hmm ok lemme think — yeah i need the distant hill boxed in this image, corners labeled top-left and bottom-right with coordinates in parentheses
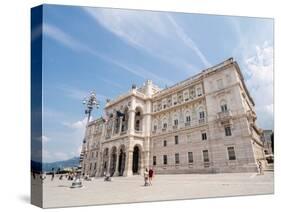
top-left (31, 157), bottom-right (80, 172)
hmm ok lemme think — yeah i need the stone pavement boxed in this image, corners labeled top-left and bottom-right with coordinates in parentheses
top-left (39, 172), bottom-right (274, 208)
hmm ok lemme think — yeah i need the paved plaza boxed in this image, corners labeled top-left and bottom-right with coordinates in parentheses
top-left (35, 172), bottom-right (273, 208)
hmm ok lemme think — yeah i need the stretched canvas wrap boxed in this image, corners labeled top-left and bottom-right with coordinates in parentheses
top-left (31, 4), bottom-right (274, 208)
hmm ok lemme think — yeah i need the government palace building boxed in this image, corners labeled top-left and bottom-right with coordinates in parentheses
top-left (80, 58), bottom-right (265, 177)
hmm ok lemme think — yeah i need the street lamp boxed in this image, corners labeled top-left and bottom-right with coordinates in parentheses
top-left (71, 91), bottom-right (99, 188)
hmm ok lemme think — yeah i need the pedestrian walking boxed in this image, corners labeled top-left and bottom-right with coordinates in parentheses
top-left (257, 160), bottom-right (264, 175)
top-left (148, 168), bottom-right (154, 186)
top-left (51, 168), bottom-right (55, 181)
top-left (144, 168), bottom-right (149, 186)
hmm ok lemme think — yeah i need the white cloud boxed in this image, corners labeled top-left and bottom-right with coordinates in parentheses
top-left (83, 8), bottom-right (209, 71)
top-left (59, 85), bottom-right (88, 101)
top-left (166, 14), bottom-right (211, 67)
top-left (244, 41), bottom-right (273, 129)
top-left (44, 22), bottom-right (172, 86)
top-left (63, 117), bottom-right (90, 130)
top-left (43, 23), bottom-right (86, 52)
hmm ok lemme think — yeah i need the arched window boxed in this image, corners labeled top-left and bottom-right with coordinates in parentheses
top-left (162, 117), bottom-right (168, 129)
top-left (220, 100), bottom-right (228, 112)
top-left (198, 106), bottom-right (205, 124)
top-left (135, 107), bottom-right (143, 131)
top-left (185, 111), bottom-right (191, 126)
top-left (153, 120), bottom-right (157, 132)
top-left (173, 113), bottom-right (179, 126)
top-left (184, 90), bottom-right (189, 101)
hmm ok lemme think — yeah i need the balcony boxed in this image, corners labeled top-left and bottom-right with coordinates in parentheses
top-left (135, 130), bottom-right (143, 135)
top-left (185, 122), bottom-right (191, 127)
top-left (218, 110), bottom-right (232, 121)
top-left (162, 128), bottom-right (167, 132)
top-left (173, 125), bottom-right (178, 130)
top-left (198, 118), bottom-right (205, 124)
top-left (120, 130), bottom-right (127, 135)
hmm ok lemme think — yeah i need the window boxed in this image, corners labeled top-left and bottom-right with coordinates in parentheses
top-left (178, 95), bottom-right (183, 103)
top-left (163, 155), bottom-right (168, 165)
top-left (184, 91), bottom-right (189, 101)
top-left (186, 116), bottom-right (191, 123)
top-left (91, 151), bottom-right (94, 158)
top-left (94, 163), bottom-right (96, 170)
top-left (188, 152), bottom-right (193, 163)
top-left (153, 156), bottom-right (157, 166)
top-left (162, 99), bottom-right (167, 109)
top-left (199, 111), bottom-right (205, 119)
top-left (158, 103), bottom-right (162, 111)
top-left (163, 118), bottom-right (167, 129)
top-left (96, 152), bottom-right (98, 158)
top-left (175, 153), bottom-right (180, 164)
top-left (174, 119), bottom-right (178, 126)
top-left (220, 100), bottom-right (228, 112)
top-left (221, 104), bottom-right (228, 112)
top-left (163, 140), bottom-right (167, 147)
top-left (202, 132), bottom-right (207, 140)
top-left (225, 126), bottom-right (232, 136)
top-left (203, 150), bottom-right (209, 162)
top-left (153, 125), bottom-right (157, 131)
top-left (197, 87), bottom-right (202, 96)
top-left (89, 163), bottom-right (92, 171)
top-left (153, 104), bottom-right (157, 112)
top-left (227, 147), bottom-right (236, 160)
top-left (175, 135), bottom-right (179, 144)
top-left (173, 95), bottom-right (177, 105)
top-left (190, 89), bottom-right (195, 98)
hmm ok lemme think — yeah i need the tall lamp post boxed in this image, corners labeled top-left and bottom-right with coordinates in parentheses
top-left (71, 91), bottom-right (99, 188)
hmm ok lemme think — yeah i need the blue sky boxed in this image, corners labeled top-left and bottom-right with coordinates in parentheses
top-left (37, 4), bottom-right (273, 162)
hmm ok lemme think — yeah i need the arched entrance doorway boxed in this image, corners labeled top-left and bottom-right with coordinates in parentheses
top-left (102, 148), bottom-right (109, 175)
top-left (118, 146), bottom-right (126, 176)
top-left (109, 147), bottom-right (117, 176)
top-left (132, 146), bottom-right (140, 174)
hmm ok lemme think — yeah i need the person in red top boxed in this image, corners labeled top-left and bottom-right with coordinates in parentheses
top-left (148, 168), bottom-right (154, 186)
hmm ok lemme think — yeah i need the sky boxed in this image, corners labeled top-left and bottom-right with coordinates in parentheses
top-left (36, 4), bottom-right (273, 163)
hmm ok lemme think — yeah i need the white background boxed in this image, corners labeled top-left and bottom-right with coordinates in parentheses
top-left (0, 0), bottom-right (279, 211)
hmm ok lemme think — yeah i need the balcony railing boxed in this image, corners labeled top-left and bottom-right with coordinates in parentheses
top-left (120, 130), bottom-right (127, 135)
top-left (185, 122), bottom-right (191, 127)
top-left (173, 125), bottom-right (178, 130)
top-left (218, 110), bottom-right (232, 120)
top-left (198, 118), bottom-right (205, 124)
top-left (135, 130), bottom-right (143, 134)
top-left (162, 128), bottom-right (167, 132)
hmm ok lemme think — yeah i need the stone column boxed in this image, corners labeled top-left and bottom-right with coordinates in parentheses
top-left (143, 149), bottom-right (150, 170)
top-left (124, 150), bottom-right (133, 176)
top-left (128, 110), bottom-right (135, 135)
top-left (128, 96), bottom-right (136, 135)
top-left (114, 151), bottom-right (120, 176)
top-left (106, 153), bottom-right (111, 175)
top-left (119, 117), bottom-right (123, 134)
top-left (111, 119), bottom-right (115, 136)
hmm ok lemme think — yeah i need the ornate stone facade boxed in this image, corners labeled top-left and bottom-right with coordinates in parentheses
top-left (80, 58), bottom-right (265, 177)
